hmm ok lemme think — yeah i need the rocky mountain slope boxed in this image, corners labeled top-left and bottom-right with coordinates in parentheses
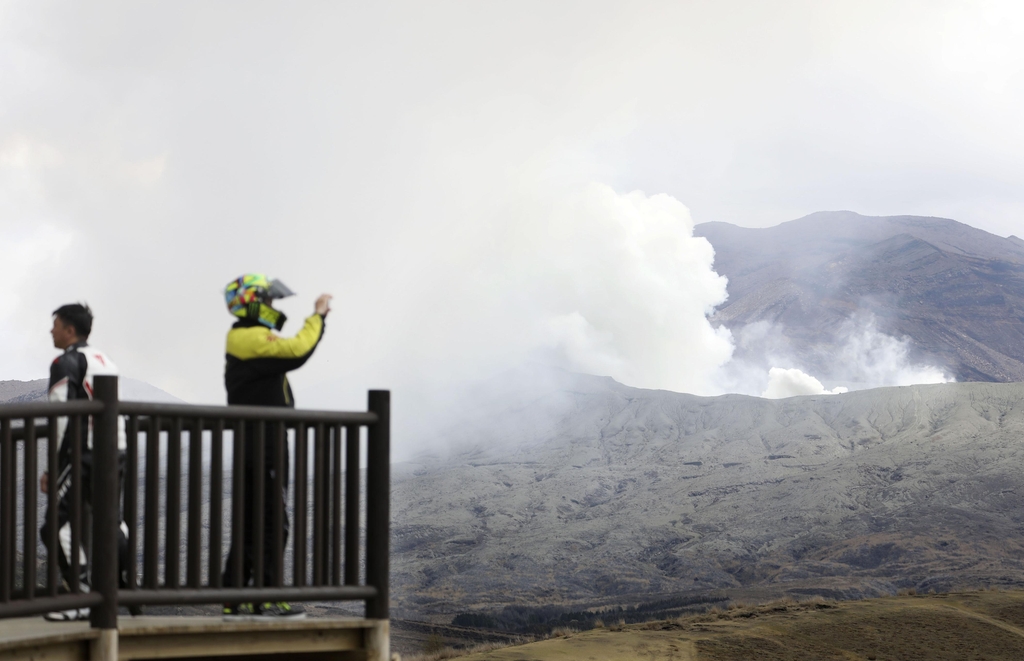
top-left (392, 371), bottom-right (1024, 619)
top-left (693, 211), bottom-right (1024, 382)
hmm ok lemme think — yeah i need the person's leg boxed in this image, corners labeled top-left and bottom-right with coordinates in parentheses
top-left (223, 514), bottom-right (256, 588)
top-left (116, 451), bottom-right (128, 583)
top-left (283, 440), bottom-right (290, 564)
top-left (257, 426), bottom-right (303, 618)
top-left (223, 429), bottom-right (258, 585)
top-left (39, 474), bottom-right (76, 589)
top-left (40, 454), bottom-right (91, 621)
top-left (261, 427), bottom-right (290, 588)
top-left (223, 427), bottom-right (258, 617)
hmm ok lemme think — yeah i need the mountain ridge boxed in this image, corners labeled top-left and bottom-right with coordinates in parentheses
top-left (0, 378), bottom-right (184, 404)
top-left (693, 211), bottom-right (1024, 382)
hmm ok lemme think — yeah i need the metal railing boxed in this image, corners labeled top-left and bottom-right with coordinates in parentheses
top-left (0, 376), bottom-right (390, 629)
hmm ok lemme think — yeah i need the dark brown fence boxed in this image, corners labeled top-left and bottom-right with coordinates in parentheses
top-left (0, 375), bottom-right (390, 629)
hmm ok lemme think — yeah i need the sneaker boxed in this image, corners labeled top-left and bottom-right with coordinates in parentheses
top-left (223, 603), bottom-right (260, 620)
top-left (258, 602), bottom-right (306, 619)
top-left (44, 607), bottom-right (90, 622)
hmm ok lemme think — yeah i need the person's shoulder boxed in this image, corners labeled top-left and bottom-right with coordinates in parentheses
top-left (50, 351), bottom-right (69, 372)
top-left (228, 324), bottom-right (272, 338)
top-left (50, 346), bottom-right (86, 379)
top-left (227, 324), bottom-right (276, 358)
top-left (80, 345), bottom-right (119, 375)
top-left (51, 345), bottom-right (81, 364)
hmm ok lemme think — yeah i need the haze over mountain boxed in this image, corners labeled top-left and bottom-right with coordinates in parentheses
top-left (383, 213), bottom-right (1024, 620)
top-left (5, 212), bottom-right (1023, 628)
top-left (694, 212), bottom-right (1024, 385)
top-left (391, 370), bottom-right (1024, 620)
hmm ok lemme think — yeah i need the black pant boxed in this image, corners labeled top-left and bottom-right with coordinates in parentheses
top-left (222, 423), bottom-right (290, 591)
top-left (41, 450), bottom-right (129, 592)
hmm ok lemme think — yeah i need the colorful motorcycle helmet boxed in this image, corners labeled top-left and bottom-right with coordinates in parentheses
top-left (224, 274), bottom-right (296, 331)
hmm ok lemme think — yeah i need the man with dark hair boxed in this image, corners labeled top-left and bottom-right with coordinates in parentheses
top-left (40, 303), bottom-right (132, 621)
top-left (221, 274), bottom-right (331, 619)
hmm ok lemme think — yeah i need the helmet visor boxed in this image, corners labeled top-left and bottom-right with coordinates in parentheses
top-left (267, 279), bottom-right (296, 300)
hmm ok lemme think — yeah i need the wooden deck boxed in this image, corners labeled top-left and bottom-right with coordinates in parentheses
top-left (0, 615), bottom-right (389, 661)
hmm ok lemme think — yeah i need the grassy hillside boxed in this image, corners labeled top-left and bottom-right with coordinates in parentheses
top-left (418, 589), bottom-right (1024, 660)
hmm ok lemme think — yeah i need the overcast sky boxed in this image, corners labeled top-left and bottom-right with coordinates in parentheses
top-left (2, 2), bottom-right (1024, 425)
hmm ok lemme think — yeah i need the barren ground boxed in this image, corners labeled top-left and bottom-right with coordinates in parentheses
top-left (443, 590), bottom-right (1024, 661)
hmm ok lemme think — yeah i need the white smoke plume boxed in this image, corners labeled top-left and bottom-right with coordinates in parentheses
top-left (353, 182), bottom-right (742, 456)
top-left (832, 316), bottom-right (952, 388)
top-left (385, 183), bottom-right (951, 426)
top-left (384, 183), bottom-right (736, 436)
top-left (762, 367), bottom-right (848, 399)
top-left (530, 185), bottom-right (734, 394)
top-left (757, 316), bottom-right (953, 399)
top-left (404, 187), bottom-right (959, 457)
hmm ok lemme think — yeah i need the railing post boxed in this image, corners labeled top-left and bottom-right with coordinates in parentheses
top-left (365, 390), bottom-right (390, 621)
top-left (0, 418), bottom-right (12, 604)
top-left (91, 375), bottom-right (120, 634)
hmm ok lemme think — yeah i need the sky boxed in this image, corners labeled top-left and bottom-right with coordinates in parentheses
top-left (2, 1), bottom-right (1023, 439)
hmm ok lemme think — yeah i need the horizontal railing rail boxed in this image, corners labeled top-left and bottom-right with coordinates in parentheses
top-left (0, 376), bottom-right (390, 631)
top-left (0, 399), bottom-right (104, 419)
top-left (9, 405), bottom-right (377, 442)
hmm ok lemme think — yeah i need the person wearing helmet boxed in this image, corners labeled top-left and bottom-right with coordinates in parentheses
top-left (221, 274), bottom-right (332, 619)
top-left (223, 274), bottom-right (330, 407)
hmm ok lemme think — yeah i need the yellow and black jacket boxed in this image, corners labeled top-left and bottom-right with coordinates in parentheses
top-left (224, 313), bottom-right (325, 407)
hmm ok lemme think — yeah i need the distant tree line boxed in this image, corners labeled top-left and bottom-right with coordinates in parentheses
top-left (451, 591), bottom-right (727, 634)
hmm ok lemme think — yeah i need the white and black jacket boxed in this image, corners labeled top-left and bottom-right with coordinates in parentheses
top-left (48, 341), bottom-right (127, 457)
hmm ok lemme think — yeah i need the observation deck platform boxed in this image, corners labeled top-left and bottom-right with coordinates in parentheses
top-left (0, 615), bottom-right (389, 661)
